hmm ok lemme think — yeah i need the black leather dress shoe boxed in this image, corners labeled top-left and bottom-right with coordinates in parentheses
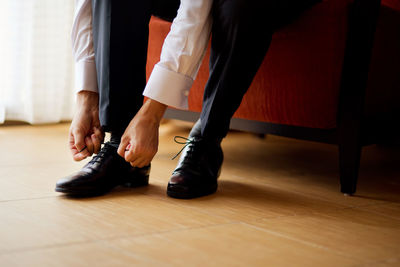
top-left (55, 142), bottom-right (150, 197)
top-left (167, 120), bottom-right (223, 199)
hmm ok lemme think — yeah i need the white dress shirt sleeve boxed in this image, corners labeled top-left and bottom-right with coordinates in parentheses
top-left (143, 0), bottom-right (213, 109)
top-left (71, 0), bottom-right (98, 94)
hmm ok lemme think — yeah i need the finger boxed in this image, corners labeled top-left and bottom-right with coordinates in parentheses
top-left (91, 134), bottom-right (101, 154)
top-left (130, 157), bottom-right (148, 168)
top-left (73, 132), bottom-right (90, 160)
top-left (124, 148), bottom-right (138, 163)
top-left (85, 136), bottom-right (94, 155)
top-left (73, 152), bottom-right (88, 161)
top-left (73, 130), bottom-right (86, 153)
top-left (139, 153), bottom-right (153, 168)
top-left (79, 147), bottom-right (90, 160)
top-left (69, 132), bottom-right (77, 155)
top-left (117, 136), bottom-right (129, 158)
top-left (93, 127), bottom-right (104, 143)
top-left (126, 144), bottom-right (131, 151)
top-left (130, 158), bottom-right (142, 167)
top-left (69, 132), bottom-right (86, 161)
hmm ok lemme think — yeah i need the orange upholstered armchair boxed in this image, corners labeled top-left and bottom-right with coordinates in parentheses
top-left (146, 0), bottom-right (400, 195)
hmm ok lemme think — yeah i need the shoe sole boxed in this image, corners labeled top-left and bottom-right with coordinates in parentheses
top-left (55, 176), bottom-right (149, 197)
top-left (55, 186), bottom-right (111, 197)
top-left (166, 183), bottom-right (218, 199)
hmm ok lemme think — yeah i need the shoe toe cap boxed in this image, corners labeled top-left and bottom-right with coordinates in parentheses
top-left (169, 173), bottom-right (187, 185)
top-left (55, 176), bottom-right (74, 188)
top-left (55, 171), bottom-right (91, 189)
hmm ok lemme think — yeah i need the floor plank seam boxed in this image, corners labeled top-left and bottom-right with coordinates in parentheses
top-left (321, 205), bottom-right (400, 224)
top-left (132, 185), bottom-right (359, 223)
top-left (0, 222), bottom-right (240, 256)
top-left (356, 256), bottom-right (400, 267)
top-left (0, 160), bottom-right (79, 168)
top-left (0, 195), bottom-right (57, 203)
top-left (125, 190), bottom-right (355, 224)
top-left (103, 223), bottom-right (245, 262)
top-left (172, 202), bottom-right (323, 223)
top-left (224, 174), bottom-right (396, 211)
top-left (136, 190), bottom-right (300, 223)
top-left (353, 206), bottom-right (400, 222)
top-left (241, 222), bottom-right (367, 263)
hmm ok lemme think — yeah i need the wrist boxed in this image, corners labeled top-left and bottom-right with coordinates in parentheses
top-left (139, 99), bottom-right (167, 125)
top-left (76, 91), bottom-right (99, 109)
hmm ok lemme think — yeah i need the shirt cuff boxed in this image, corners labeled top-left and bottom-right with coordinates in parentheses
top-left (75, 60), bottom-right (98, 94)
top-left (143, 64), bottom-right (193, 109)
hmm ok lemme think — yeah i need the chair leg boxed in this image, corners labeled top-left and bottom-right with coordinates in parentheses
top-left (335, 0), bottom-right (380, 195)
top-left (338, 137), bottom-right (362, 195)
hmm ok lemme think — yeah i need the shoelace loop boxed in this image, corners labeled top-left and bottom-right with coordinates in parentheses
top-left (88, 142), bottom-right (112, 163)
top-left (80, 141), bottom-right (127, 153)
top-left (171, 136), bottom-right (195, 160)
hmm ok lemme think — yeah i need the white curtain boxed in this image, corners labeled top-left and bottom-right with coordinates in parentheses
top-left (0, 0), bottom-right (76, 124)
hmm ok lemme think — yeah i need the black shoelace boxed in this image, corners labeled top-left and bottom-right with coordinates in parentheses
top-left (88, 142), bottom-right (115, 164)
top-left (171, 136), bottom-right (203, 161)
top-left (81, 142), bottom-right (128, 164)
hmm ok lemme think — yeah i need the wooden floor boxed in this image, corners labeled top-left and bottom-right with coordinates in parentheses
top-left (0, 122), bottom-right (399, 266)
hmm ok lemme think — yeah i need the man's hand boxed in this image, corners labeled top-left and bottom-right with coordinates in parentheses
top-left (117, 99), bottom-right (167, 168)
top-left (69, 91), bottom-right (104, 161)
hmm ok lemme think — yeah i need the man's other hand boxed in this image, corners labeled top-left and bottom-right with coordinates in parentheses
top-left (69, 91), bottom-right (104, 161)
top-left (118, 99), bottom-right (167, 168)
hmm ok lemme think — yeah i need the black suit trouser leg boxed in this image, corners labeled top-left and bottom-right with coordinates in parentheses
top-left (200, 0), bottom-right (319, 139)
top-left (91, 0), bottom-right (179, 134)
